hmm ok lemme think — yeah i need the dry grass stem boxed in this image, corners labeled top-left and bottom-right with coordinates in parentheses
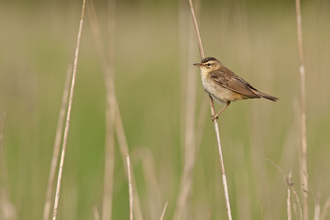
top-left (100, 0), bottom-right (116, 219)
top-left (42, 64), bottom-right (72, 220)
top-left (0, 189), bottom-right (17, 220)
top-left (133, 148), bottom-right (162, 219)
top-left (320, 197), bottom-right (330, 220)
top-left (266, 159), bottom-right (304, 219)
top-left (294, 0), bottom-right (308, 219)
top-left (188, 0), bottom-right (204, 59)
top-left (0, 113), bottom-right (17, 220)
top-left (173, 4), bottom-right (198, 219)
top-left (188, 0), bottom-right (232, 219)
top-left (288, 189), bottom-right (292, 220)
top-left (0, 113), bottom-right (8, 189)
top-left (294, 204), bottom-right (303, 220)
top-left (87, 2), bottom-right (143, 219)
top-left (0, 112), bottom-right (7, 162)
top-left (107, 0), bottom-right (116, 69)
top-left (160, 202), bottom-right (168, 220)
top-left (314, 202), bottom-right (320, 220)
top-left (292, 186), bottom-right (304, 220)
top-left (0, 112), bottom-right (8, 190)
top-left (102, 89), bottom-right (115, 220)
top-left (289, 171), bottom-right (303, 220)
top-left (0, 113), bottom-right (6, 146)
top-left (93, 206), bottom-right (101, 220)
top-left (265, 158), bottom-right (288, 179)
top-left (52, 0), bottom-right (86, 219)
top-left (127, 153), bottom-right (133, 220)
top-left (87, 0), bottom-right (126, 188)
top-left (300, 167), bottom-right (321, 220)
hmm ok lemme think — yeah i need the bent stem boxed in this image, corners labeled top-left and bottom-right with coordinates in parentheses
top-left (160, 202), bottom-right (168, 220)
top-left (188, 0), bottom-right (232, 219)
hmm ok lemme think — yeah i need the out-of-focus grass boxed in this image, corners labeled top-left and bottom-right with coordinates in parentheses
top-left (0, 1), bottom-right (330, 220)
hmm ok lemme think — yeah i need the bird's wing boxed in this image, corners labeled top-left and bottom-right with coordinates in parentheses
top-left (209, 67), bottom-right (260, 98)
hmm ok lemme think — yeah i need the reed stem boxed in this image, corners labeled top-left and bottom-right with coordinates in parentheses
top-left (294, 0), bottom-right (308, 219)
top-left (52, 0), bottom-right (86, 219)
top-left (188, 1), bottom-right (232, 219)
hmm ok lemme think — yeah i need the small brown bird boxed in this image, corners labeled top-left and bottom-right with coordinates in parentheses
top-left (194, 57), bottom-right (279, 121)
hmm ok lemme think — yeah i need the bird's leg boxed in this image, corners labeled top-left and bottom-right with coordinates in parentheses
top-left (211, 101), bottom-right (230, 121)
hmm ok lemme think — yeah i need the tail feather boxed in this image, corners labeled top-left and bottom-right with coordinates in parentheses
top-left (255, 91), bottom-right (279, 102)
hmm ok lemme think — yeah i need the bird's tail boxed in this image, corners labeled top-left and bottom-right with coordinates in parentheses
top-left (256, 91), bottom-right (279, 102)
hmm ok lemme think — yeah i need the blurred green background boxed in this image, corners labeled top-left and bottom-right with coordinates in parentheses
top-left (1, 0), bottom-right (330, 219)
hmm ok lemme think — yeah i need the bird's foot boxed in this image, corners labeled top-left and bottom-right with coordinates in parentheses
top-left (210, 115), bottom-right (218, 121)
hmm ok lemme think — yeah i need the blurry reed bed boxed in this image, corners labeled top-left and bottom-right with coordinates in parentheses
top-left (0, 0), bottom-right (330, 219)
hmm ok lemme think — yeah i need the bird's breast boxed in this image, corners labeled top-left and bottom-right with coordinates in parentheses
top-left (201, 74), bottom-right (245, 105)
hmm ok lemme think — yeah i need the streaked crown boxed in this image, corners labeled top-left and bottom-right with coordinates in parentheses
top-left (199, 57), bottom-right (222, 70)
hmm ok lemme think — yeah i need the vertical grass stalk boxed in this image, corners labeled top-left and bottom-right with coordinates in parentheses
top-left (134, 148), bottom-right (162, 219)
top-left (294, 0), bottom-right (308, 219)
top-left (320, 197), bottom-right (330, 220)
top-left (87, 2), bottom-right (143, 219)
top-left (173, 0), bottom-right (199, 218)
top-left (93, 206), bottom-right (101, 220)
top-left (127, 153), bottom-right (133, 220)
top-left (52, 0), bottom-right (86, 219)
top-left (288, 189), bottom-right (292, 220)
top-left (188, 0), bottom-right (232, 219)
top-left (0, 112), bottom-right (16, 220)
top-left (100, 0), bottom-right (116, 219)
top-left (42, 64), bottom-right (72, 220)
top-left (0, 112), bottom-right (7, 164)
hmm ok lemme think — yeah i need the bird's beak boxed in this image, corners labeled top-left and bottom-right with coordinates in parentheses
top-left (193, 63), bottom-right (201, 67)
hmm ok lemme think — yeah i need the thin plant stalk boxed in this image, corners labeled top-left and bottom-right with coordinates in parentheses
top-left (0, 112), bottom-right (6, 161)
top-left (300, 169), bottom-right (319, 220)
top-left (87, 0), bottom-right (127, 178)
top-left (87, 3), bottom-right (143, 219)
top-left (42, 64), bottom-right (72, 220)
top-left (314, 202), bottom-right (320, 220)
top-left (0, 112), bottom-right (8, 183)
top-left (179, 0), bottom-right (188, 152)
top-left (288, 171), bottom-right (303, 220)
top-left (188, 0), bottom-right (204, 59)
top-left (173, 3), bottom-right (199, 219)
top-left (188, 0), bottom-right (232, 219)
top-left (0, 112), bottom-right (16, 220)
top-left (294, 204), bottom-right (303, 220)
top-left (93, 206), bottom-right (101, 220)
top-left (127, 153), bottom-right (133, 220)
top-left (320, 197), bottom-right (330, 220)
top-left (266, 159), bottom-right (304, 220)
top-left (294, 0), bottom-right (308, 219)
top-left (133, 148), bottom-right (162, 219)
top-left (102, 98), bottom-right (115, 220)
top-left (52, 0), bottom-right (86, 219)
top-left (107, 0), bottom-right (116, 71)
top-left (292, 186), bottom-right (304, 220)
top-left (160, 202), bottom-right (168, 220)
top-left (99, 0), bottom-right (116, 219)
top-left (288, 189), bottom-right (292, 220)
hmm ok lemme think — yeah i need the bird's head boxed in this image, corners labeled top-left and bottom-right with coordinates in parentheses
top-left (193, 57), bottom-right (222, 71)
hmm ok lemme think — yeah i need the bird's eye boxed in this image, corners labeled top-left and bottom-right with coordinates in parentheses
top-left (206, 63), bottom-right (211, 67)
